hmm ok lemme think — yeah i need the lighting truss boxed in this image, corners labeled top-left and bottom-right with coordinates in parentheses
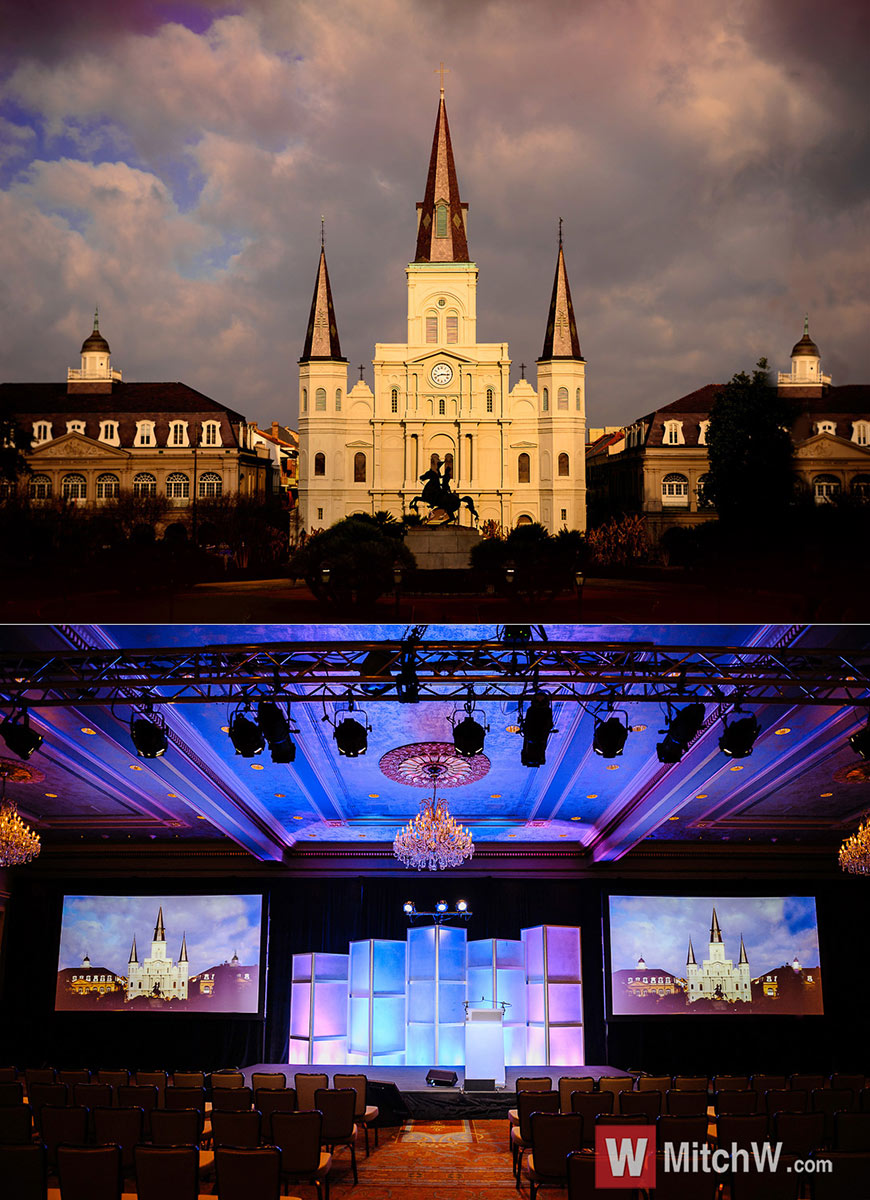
top-left (0, 640), bottom-right (868, 709)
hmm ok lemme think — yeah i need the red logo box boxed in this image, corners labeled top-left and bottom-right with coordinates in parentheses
top-left (595, 1125), bottom-right (656, 1189)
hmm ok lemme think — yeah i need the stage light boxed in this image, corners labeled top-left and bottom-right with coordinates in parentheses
top-left (229, 708), bottom-right (265, 757)
top-left (403, 901), bottom-right (415, 915)
top-left (593, 714), bottom-right (628, 759)
top-left (257, 700), bottom-right (296, 763)
top-left (0, 712), bottom-right (43, 760)
top-left (849, 714), bottom-right (870, 761)
top-left (130, 710), bottom-right (168, 759)
top-left (335, 715), bottom-right (368, 757)
top-left (521, 694), bottom-right (554, 767)
top-left (656, 702), bottom-right (706, 764)
top-left (719, 712), bottom-right (760, 758)
top-left (436, 900), bottom-right (448, 913)
top-left (456, 899), bottom-right (468, 912)
top-left (452, 714), bottom-right (486, 758)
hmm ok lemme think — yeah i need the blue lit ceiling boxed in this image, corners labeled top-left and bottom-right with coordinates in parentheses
top-left (1, 624), bottom-right (868, 862)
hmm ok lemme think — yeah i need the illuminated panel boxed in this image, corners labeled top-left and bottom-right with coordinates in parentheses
top-left (467, 938), bottom-right (528, 1065)
top-left (522, 925), bottom-right (584, 1065)
top-left (288, 952), bottom-right (348, 1065)
top-left (407, 925), bottom-right (467, 1065)
top-left (348, 940), bottom-right (406, 1065)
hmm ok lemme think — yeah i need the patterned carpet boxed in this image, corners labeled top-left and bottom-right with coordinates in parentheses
top-left (327, 1118), bottom-right (559, 1199)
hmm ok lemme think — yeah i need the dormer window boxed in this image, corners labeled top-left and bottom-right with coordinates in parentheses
top-left (99, 420), bottom-right (119, 445)
top-left (33, 421), bottom-right (52, 443)
top-left (851, 421), bottom-right (869, 446)
top-left (66, 420), bottom-right (86, 436)
top-left (134, 421), bottom-right (155, 447)
top-left (698, 420), bottom-right (710, 445)
top-left (202, 420), bottom-right (221, 447)
top-left (815, 421), bottom-right (836, 436)
top-left (169, 421), bottom-right (189, 447)
top-left (663, 420), bottom-right (684, 445)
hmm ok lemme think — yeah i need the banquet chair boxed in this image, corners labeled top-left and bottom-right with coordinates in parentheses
top-left (251, 1071), bottom-right (287, 1091)
top-left (765, 1088), bottom-right (807, 1116)
top-left (833, 1110), bottom-right (870, 1151)
top-left (637, 1075), bottom-right (672, 1094)
top-left (40, 1105), bottom-right (89, 1170)
top-left (0, 1142), bottom-right (48, 1200)
top-left (294, 1073), bottom-right (328, 1112)
top-left (23, 1068), bottom-right (56, 1092)
top-left (812, 1088), bottom-right (855, 1143)
top-left (619, 1089), bottom-right (662, 1119)
top-left (272, 1109), bottom-right (332, 1200)
top-left (808, 1150), bottom-right (870, 1199)
top-left (211, 1108), bottom-right (262, 1148)
top-left (56, 1143), bottom-right (122, 1200)
top-left (656, 1113), bottom-right (708, 1153)
top-left (256, 1087), bottom-right (297, 1129)
top-left (172, 1072), bottom-right (206, 1089)
top-left (525, 1111), bottom-right (583, 1200)
top-left (567, 1149), bottom-right (644, 1200)
top-left (790, 1074), bottom-right (825, 1093)
top-left (0, 1102), bottom-right (34, 1143)
top-left (712, 1074), bottom-right (749, 1092)
top-left (211, 1070), bottom-right (246, 1090)
top-left (95, 1069), bottom-right (130, 1092)
top-left (117, 1084), bottom-right (159, 1135)
top-left (751, 1074), bottom-right (787, 1093)
top-left (0, 1067), bottom-right (18, 1084)
top-left (314, 1088), bottom-right (359, 1184)
top-left (570, 1089), bottom-right (614, 1145)
top-left (0, 1080), bottom-right (24, 1106)
top-left (716, 1113), bottom-right (768, 1151)
top-left (511, 1089), bottom-right (560, 1179)
top-left (134, 1070), bottom-right (168, 1105)
top-left (215, 1145), bottom-right (282, 1200)
top-left (134, 1144), bottom-right (199, 1200)
top-left (558, 1076), bottom-right (594, 1113)
top-left (672, 1075), bottom-right (708, 1092)
top-left (665, 1089), bottom-right (708, 1116)
top-left (829, 1074), bottom-right (864, 1094)
top-left (212, 1086), bottom-right (254, 1112)
top-left (57, 1068), bottom-right (90, 1088)
top-left (93, 1105), bottom-right (145, 1176)
top-left (27, 1082), bottom-right (69, 1131)
top-left (598, 1076), bottom-right (634, 1097)
top-left (772, 1110), bottom-right (825, 1156)
top-left (150, 1107), bottom-right (204, 1146)
top-left (650, 1155), bottom-right (722, 1200)
top-left (334, 1073), bottom-right (379, 1153)
top-left (714, 1089), bottom-right (758, 1115)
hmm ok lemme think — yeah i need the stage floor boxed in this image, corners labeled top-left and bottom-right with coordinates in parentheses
top-left (244, 1063), bottom-right (630, 1121)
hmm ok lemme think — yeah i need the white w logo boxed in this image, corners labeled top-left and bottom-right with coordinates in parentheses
top-left (604, 1135), bottom-right (649, 1178)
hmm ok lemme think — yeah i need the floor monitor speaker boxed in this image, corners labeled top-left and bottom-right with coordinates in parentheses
top-left (425, 1069), bottom-right (458, 1087)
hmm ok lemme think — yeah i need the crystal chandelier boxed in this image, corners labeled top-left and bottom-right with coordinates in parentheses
top-left (0, 766), bottom-right (41, 868)
top-left (393, 764), bottom-right (473, 872)
top-left (839, 814), bottom-right (870, 875)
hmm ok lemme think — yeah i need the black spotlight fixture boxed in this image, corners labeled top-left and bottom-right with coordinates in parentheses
top-left (520, 694), bottom-right (554, 768)
top-left (450, 694), bottom-right (489, 758)
top-left (0, 711), bottom-right (43, 760)
top-left (593, 709), bottom-right (629, 759)
top-left (719, 710), bottom-right (760, 759)
top-left (229, 704), bottom-right (265, 758)
top-left (656, 702), bottom-right (706, 764)
top-left (396, 632), bottom-right (422, 703)
top-left (333, 700), bottom-right (370, 758)
top-left (130, 707), bottom-right (168, 759)
top-left (849, 713), bottom-right (870, 761)
top-left (257, 700), bottom-right (296, 764)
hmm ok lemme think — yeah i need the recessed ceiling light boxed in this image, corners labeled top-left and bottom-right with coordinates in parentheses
top-left (308, 833), bottom-right (316, 837)
top-left (696, 794), bottom-right (708, 799)
top-left (292, 815), bottom-right (303, 820)
top-left (559, 833), bottom-right (568, 838)
top-left (586, 793), bottom-right (597, 799)
top-left (44, 792), bottom-right (57, 797)
top-left (274, 792), bottom-right (285, 798)
top-left (491, 793), bottom-right (501, 798)
top-left (774, 728), bottom-right (791, 735)
top-left (251, 764), bottom-right (264, 770)
top-left (358, 833), bottom-right (366, 838)
top-left (631, 724), bottom-right (647, 732)
top-left (505, 725), bottom-right (520, 733)
top-left (606, 764), bottom-right (619, 770)
top-left (730, 765), bottom-right (743, 771)
top-left (368, 793), bottom-right (379, 798)
top-left (167, 793), bottom-right (178, 798)
top-left (668, 816), bottom-right (680, 821)
top-left (507, 833), bottom-right (517, 838)
top-left (81, 727), bottom-right (97, 735)
top-left (820, 792), bottom-right (833, 798)
top-left (129, 765), bottom-right (144, 771)
top-left (196, 815), bottom-right (207, 820)
top-left (221, 726), bottom-right (230, 733)
top-left (571, 816), bottom-right (582, 821)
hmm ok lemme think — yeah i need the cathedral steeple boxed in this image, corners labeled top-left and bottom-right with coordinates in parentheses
top-left (710, 907), bottom-right (723, 944)
top-left (300, 242), bottom-right (345, 363)
top-left (414, 91), bottom-right (469, 264)
top-left (539, 230), bottom-right (583, 360)
top-left (739, 935), bottom-right (748, 965)
top-left (154, 906), bottom-right (165, 942)
top-left (128, 936), bottom-right (138, 965)
top-left (687, 937), bottom-right (696, 965)
top-left (179, 933), bottom-right (188, 963)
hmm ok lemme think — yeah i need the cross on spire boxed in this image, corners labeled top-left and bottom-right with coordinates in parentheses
top-left (435, 61), bottom-right (449, 97)
top-left (358, 363), bottom-right (365, 381)
top-left (558, 217), bottom-right (563, 246)
top-left (321, 215), bottom-right (325, 249)
top-left (520, 362), bottom-right (526, 379)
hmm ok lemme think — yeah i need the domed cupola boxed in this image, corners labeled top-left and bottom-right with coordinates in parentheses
top-left (791, 319), bottom-right (819, 359)
top-left (777, 315), bottom-right (830, 391)
top-left (68, 305), bottom-right (122, 394)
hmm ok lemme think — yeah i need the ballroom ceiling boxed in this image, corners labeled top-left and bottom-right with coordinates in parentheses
top-left (0, 623), bottom-right (868, 865)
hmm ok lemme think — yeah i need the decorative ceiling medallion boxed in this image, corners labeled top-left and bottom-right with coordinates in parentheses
top-left (833, 763), bottom-right (870, 785)
top-left (0, 758), bottom-right (45, 785)
top-left (379, 742), bottom-right (490, 787)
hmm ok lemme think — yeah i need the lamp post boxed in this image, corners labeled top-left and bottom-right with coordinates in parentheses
top-left (393, 564), bottom-right (403, 617)
top-left (320, 562), bottom-right (331, 596)
top-left (575, 569), bottom-right (585, 615)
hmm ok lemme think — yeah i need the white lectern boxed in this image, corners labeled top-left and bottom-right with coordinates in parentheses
top-left (464, 1007), bottom-right (505, 1087)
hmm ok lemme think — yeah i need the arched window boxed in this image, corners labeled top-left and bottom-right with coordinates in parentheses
top-left (302, 388), bottom-right (308, 412)
top-left (438, 398), bottom-right (446, 415)
top-left (166, 472), bottom-right (190, 499)
top-left (435, 202), bottom-right (448, 238)
top-left (29, 474), bottom-right (52, 500)
top-left (486, 388), bottom-right (494, 414)
top-left (444, 452), bottom-right (454, 480)
top-left (518, 452), bottom-right (531, 484)
top-left (542, 388), bottom-right (549, 412)
top-left (314, 452), bottom-right (326, 476)
top-left (558, 452), bottom-right (569, 477)
top-left (96, 473), bottom-right (120, 500)
top-left (446, 314), bottom-right (458, 344)
top-left (576, 388), bottom-right (582, 411)
top-left (661, 473), bottom-right (689, 505)
top-left (852, 474), bottom-right (870, 499)
top-left (62, 473), bottom-right (87, 500)
top-left (813, 474), bottom-right (840, 504)
top-left (133, 472), bottom-right (157, 497)
top-left (516, 514), bottom-right (533, 526)
top-left (353, 452), bottom-right (366, 483)
top-left (198, 472), bottom-right (222, 498)
top-left (557, 387), bottom-right (569, 411)
top-left (426, 314), bottom-right (438, 343)
top-left (391, 388), bottom-right (398, 414)
top-left (335, 388), bottom-right (342, 412)
top-left (315, 388), bottom-right (326, 411)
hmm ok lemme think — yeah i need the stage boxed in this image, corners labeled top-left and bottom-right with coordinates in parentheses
top-left (243, 1064), bottom-right (631, 1121)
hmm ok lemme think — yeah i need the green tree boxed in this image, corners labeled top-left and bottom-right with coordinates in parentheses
top-left (705, 358), bottom-right (796, 526)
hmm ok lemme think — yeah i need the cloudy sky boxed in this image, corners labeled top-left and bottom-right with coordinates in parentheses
top-left (57, 893), bottom-right (262, 978)
top-left (608, 894), bottom-right (821, 977)
top-left (1, 0), bottom-right (868, 429)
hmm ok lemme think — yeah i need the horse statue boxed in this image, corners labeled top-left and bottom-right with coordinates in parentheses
top-left (409, 458), bottom-right (479, 525)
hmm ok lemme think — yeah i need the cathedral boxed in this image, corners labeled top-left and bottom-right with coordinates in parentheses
top-left (126, 906), bottom-right (189, 1002)
top-left (685, 907), bottom-right (751, 1004)
top-left (296, 88), bottom-right (587, 534)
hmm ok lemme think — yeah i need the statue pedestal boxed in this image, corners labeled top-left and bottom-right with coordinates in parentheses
top-left (405, 526), bottom-right (480, 571)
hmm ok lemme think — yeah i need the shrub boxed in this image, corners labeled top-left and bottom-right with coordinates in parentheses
top-left (289, 516), bottom-right (416, 605)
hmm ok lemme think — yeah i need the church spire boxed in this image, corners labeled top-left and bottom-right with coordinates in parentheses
top-left (710, 906), bottom-right (723, 944)
top-left (128, 935), bottom-right (138, 964)
top-left (539, 231), bottom-right (583, 360)
top-left (300, 242), bottom-right (345, 362)
top-left (687, 937), bottom-right (696, 965)
top-left (179, 932), bottom-right (188, 963)
top-left (739, 934), bottom-right (748, 964)
top-left (414, 90), bottom-right (469, 263)
top-left (154, 906), bottom-right (165, 942)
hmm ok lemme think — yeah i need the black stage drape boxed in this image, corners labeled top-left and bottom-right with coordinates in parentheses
top-left (2, 871), bottom-right (868, 1076)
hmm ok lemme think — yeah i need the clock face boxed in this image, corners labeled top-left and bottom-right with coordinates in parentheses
top-left (430, 362), bottom-right (454, 387)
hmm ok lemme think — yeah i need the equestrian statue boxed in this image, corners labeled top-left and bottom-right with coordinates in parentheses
top-left (409, 457), bottom-right (478, 525)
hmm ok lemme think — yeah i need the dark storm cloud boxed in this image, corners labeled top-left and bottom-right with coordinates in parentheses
top-left (1, 0), bottom-right (869, 428)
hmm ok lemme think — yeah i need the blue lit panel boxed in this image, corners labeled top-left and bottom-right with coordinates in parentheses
top-left (544, 927), bottom-right (582, 981)
top-left (289, 981), bottom-right (310, 1039)
top-left (288, 951), bottom-right (349, 1065)
top-left (548, 982), bottom-right (583, 1024)
top-left (348, 940), bottom-right (406, 1064)
top-left (408, 980), bottom-right (435, 1023)
top-left (312, 1038), bottom-right (348, 1065)
top-left (548, 1026), bottom-right (584, 1063)
top-left (439, 980), bottom-right (466, 1024)
top-left (438, 1023), bottom-right (465, 1065)
top-left (407, 925), bottom-right (467, 1065)
top-left (522, 926), bottom-right (584, 1065)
